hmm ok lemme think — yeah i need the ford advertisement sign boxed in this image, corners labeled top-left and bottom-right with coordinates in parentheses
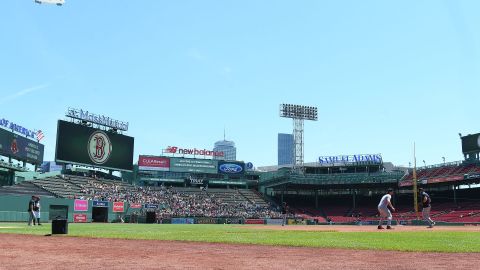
top-left (218, 161), bottom-right (245, 175)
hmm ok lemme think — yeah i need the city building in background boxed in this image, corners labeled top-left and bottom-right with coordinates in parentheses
top-left (213, 140), bottom-right (236, 161)
top-left (278, 133), bottom-right (294, 166)
top-left (40, 161), bottom-right (63, 173)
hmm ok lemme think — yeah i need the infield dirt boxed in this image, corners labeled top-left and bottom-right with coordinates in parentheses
top-left (1, 233), bottom-right (479, 270)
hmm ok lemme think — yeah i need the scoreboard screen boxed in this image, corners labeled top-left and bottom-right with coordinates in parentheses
top-left (55, 120), bottom-right (134, 171)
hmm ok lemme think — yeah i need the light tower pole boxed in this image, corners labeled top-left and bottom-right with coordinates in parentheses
top-left (280, 104), bottom-right (318, 174)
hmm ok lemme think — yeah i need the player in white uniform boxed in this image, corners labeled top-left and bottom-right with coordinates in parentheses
top-left (377, 188), bottom-right (395, 230)
top-left (33, 196), bottom-right (42, 226)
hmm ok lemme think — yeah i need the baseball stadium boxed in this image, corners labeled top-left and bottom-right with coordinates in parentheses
top-left (1, 107), bottom-right (480, 270)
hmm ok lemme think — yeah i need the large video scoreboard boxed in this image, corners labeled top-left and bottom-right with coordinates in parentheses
top-left (462, 133), bottom-right (480, 154)
top-left (55, 120), bottom-right (134, 171)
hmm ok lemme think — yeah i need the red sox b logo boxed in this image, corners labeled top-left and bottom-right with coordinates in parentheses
top-left (94, 135), bottom-right (106, 159)
top-left (10, 139), bottom-right (19, 155)
top-left (88, 131), bottom-right (112, 164)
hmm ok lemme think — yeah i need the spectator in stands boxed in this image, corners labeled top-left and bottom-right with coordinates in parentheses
top-left (72, 175), bottom-right (282, 219)
top-left (419, 188), bottom-right (435, 228)
top-left (27, 196), bottom-right (36, 226)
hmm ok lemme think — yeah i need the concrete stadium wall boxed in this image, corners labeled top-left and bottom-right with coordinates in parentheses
top-left (0, 195), bottom-right (144, 223)
top-left (0, 195), bottom-right (75, 223)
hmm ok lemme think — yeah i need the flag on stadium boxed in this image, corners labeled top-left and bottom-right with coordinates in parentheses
top-left (36, 130), bottom-right (45, 142)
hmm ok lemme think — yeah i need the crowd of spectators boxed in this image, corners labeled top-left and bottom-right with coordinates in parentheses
top-left (76, 181), bottom-right (282, 219)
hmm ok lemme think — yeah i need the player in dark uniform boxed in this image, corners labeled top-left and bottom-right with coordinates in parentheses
top-left (419, 188), bottom-right (435, 228)
top-left (282, 202), bottom-right (288, 226)
top-left (27, 196), bottom-right (36, 226)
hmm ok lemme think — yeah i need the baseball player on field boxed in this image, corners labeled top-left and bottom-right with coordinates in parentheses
top-left (33, 196), bottom-right (42, 226)
top-left (377, 188), bottom-right (395, 230)
top-left (419, 188), bottom-right (435, 228)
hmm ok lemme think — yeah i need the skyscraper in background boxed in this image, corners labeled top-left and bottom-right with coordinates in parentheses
top-left (213, 140), bottom-right (237, 161)
top-left (278, 133), bottom-right (294, 166)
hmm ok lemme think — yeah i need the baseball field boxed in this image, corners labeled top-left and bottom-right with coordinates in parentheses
top-left (1, 223), bottom-right (479, 269)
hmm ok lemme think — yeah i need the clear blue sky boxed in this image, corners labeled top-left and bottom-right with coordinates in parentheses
top-left (1, 0), bottom-right (479, 167)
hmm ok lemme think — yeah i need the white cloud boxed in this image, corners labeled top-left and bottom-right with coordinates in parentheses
top-left (0, 84), bottom-right (49, 105)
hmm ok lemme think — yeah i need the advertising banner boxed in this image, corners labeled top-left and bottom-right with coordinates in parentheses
top-left (399, 180), bottom-right (413, 187)
top-left (287, 219), bottom-right (307, 225)
top-left (428, 175), bottom-right (463, 184)
top-left (266, 219), bottom-right (284, 225)
top-left (164, 146), bottom-right (224, 158)
top-left (73, 214), bottom-right (88, 223)
top-left (245, 219), bottom-right (265, 225)
top-left (74, 199), bottom-right (88, 211)
top-left (0, 128), bottom-right (44, 164)
top-left (465, 173), bottom-right (480, 180)
top-left (92, 201), bottom-right (109, 208)
top-left (138, 156), bottom-right (170, 171)
top-left (113, 202), bottom-right (125, 213)
top-left (144, 204), bottom-right (159, 209)
top-left (318, 154), bottom-right (383, 165)
top-left (170, 157), bottom-right (218, 174)
top-left (171, 218), bottom-right (195, 224)
top-left (218, 161), bottom-right (245, 175)
top-left (196, 218), bottom-right (218, 224)
top-left (55, 120), bottom-right (134, 171)
top-left (129, 203), bottom-right (142, 209)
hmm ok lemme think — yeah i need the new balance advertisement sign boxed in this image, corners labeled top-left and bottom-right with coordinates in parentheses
top-left (55, 120), bottom-right (134, 171)
top-left (218, 161), bottom-right (245, 175)
top-left (165, 146), bottom-right (224, 158)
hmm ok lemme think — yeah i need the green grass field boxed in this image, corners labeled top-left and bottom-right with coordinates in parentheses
top-left (1, 223), bottom-right (479, 253)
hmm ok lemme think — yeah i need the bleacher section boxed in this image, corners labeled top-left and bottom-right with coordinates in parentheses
top-left (238, 189), bottom-right (270, 207)
top-left (401, 162), bottom-right (480, 184)
top-left (31, 176), bottom-right (84, 198)
top-left (0, 181), bottom-right (54, 197)
top-left (284, 192), bottom-right (480, 224)
top-left (292, 172), bottom-right (402, 185)
top-left (261, 171), bottom-right (405, 188)
top-left (2, 175), bottom-right (275, 211)
top-left (158, 187), bottom-right (271, 208)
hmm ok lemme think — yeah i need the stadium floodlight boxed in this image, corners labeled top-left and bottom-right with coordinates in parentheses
top-left (280, 104), bottom-right (318, 121)
top-left (279, 104), bottom-right (318, 174)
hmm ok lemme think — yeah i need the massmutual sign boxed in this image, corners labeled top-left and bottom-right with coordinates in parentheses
top-left (66, 108), bottom-right (129, 131)
top-left (319, 154), bottom-right (382, 165)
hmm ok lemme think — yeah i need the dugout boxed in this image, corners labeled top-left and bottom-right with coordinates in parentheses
top-left (92, 207), bottom-right (108, 222)
top-left (146, 211), bottom-right (156, 224)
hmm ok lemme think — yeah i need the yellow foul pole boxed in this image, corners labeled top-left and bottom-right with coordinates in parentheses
top-left (412, 142), bottom-right (419, 219)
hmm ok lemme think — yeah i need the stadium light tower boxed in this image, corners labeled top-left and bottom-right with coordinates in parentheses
top-left (280, 104), bottom-right (318, 174)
